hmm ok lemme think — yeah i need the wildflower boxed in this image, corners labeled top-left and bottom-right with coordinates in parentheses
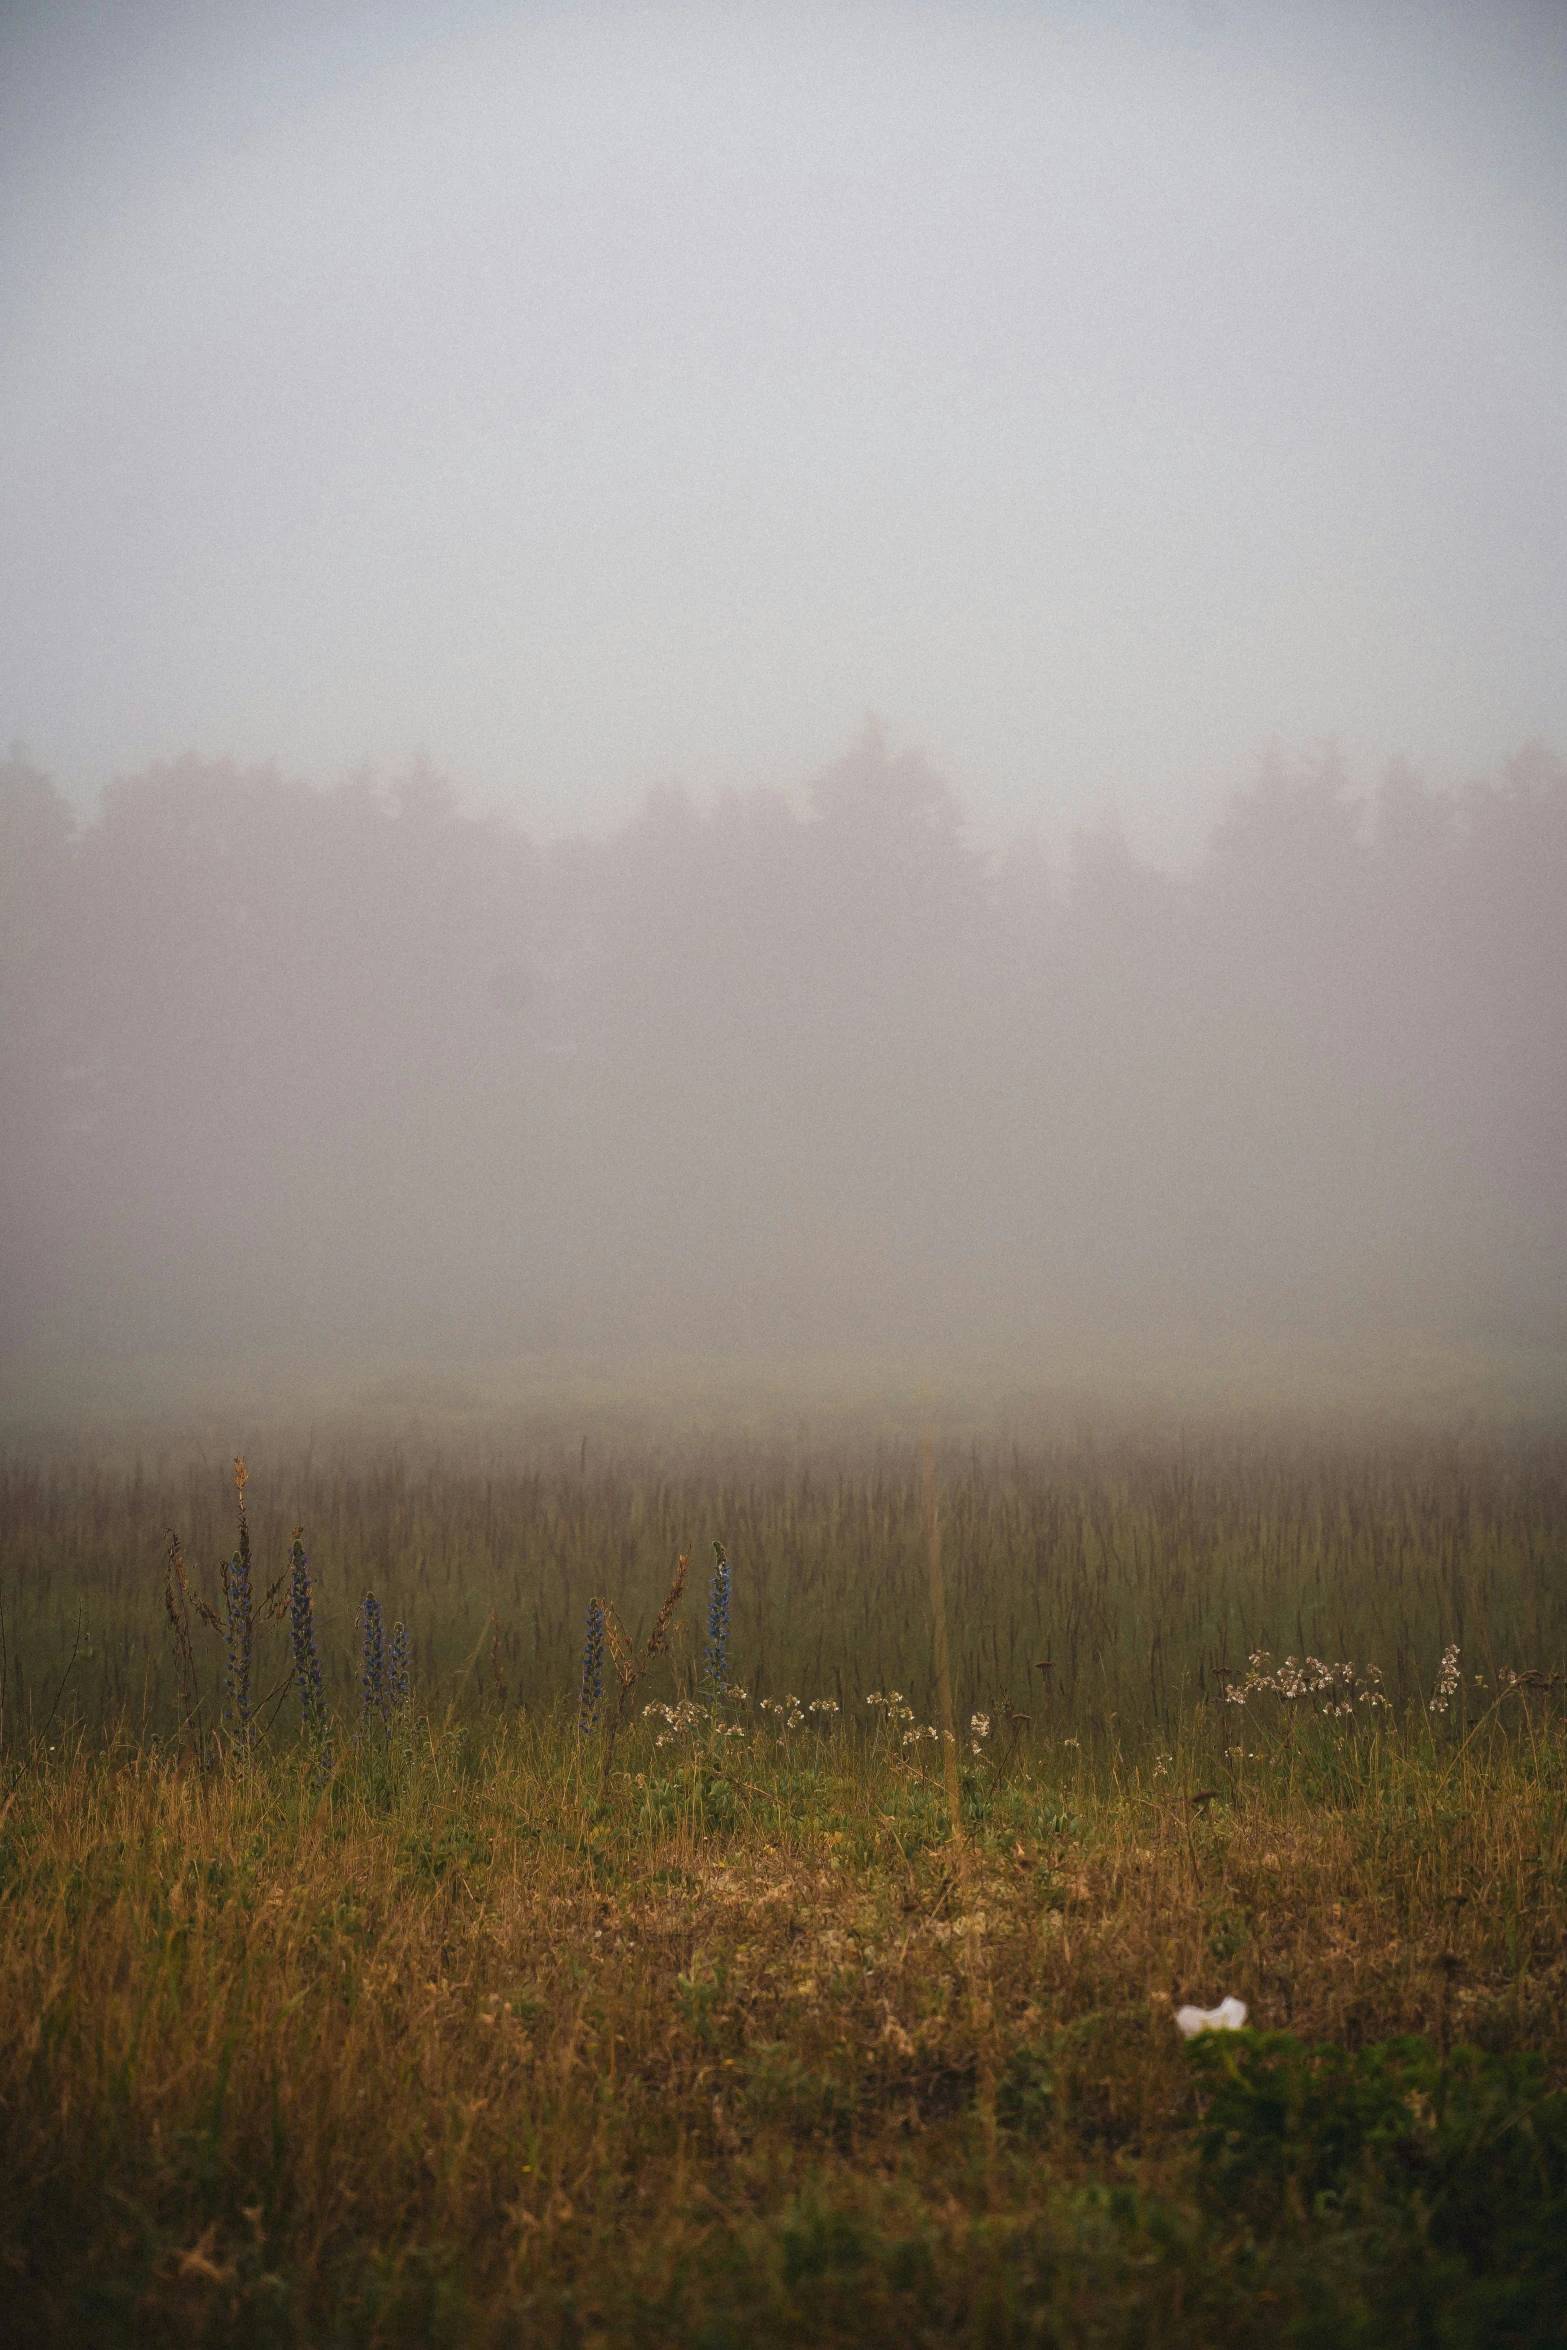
top-left (221, 1546), bottom-right (254, 1748)
top-left (388, 1619), bottom-right (410, 1711)
top-left (642, 1698), bottom-right (702, 1737)
top-left (704, 1541), bottom-right (731, 1698)
top-left (1223, 1650), bottom-right (1389, 1715)
top-left (578, 1598), bottom-right (606, 1733)
top-left (288, 1531), bottom-right (333, 1782)
top-left (969, 1710), bottom-right (991, 1756)
top-left (867, 1691), bottom-right (915, 1728)
top-left (1174, 1996), bottom-right (1248, 2038)
top-left (360, 1592), bottom-right (387, 1730)
top-left (1429, 1643), bottom-right (1461, 1715)
top-left (220, 1456), bottom-right (255, 1750)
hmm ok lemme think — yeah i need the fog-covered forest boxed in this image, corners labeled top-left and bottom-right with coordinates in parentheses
top-left (2, 729), bottom-right (1562, 1369)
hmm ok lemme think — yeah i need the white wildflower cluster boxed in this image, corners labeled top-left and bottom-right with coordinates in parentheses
top-left (969, 1711), bottom-right (991, 1757)
top-left (867, 1689), bottom-right (945, 1751)
top-left (756, 1693), bottom-right (838, 1741)
top-left (643, 1698), bottom-right (704, 1749)
top-left (1224, 1650), bottom-right (1390, 1717)
top-left (1428, 1643), bottom-right (1462, 1715)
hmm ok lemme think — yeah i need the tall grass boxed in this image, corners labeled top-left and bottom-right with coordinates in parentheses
top-left (3, 1421), bottom-right (1564, 1764)
top-left (2, 1412), bottom-right (1565, 2342)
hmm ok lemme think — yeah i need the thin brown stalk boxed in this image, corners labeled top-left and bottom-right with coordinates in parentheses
top-left (601, 1553), bottom-right (689, 1789)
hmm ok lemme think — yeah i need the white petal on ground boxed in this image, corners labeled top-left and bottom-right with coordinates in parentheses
top-left (1174, 1996), bottom-right (1249, 2038)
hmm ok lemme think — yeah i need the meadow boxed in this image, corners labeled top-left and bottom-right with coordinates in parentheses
top-left (1, 1409), bottom-right (1565, 2345)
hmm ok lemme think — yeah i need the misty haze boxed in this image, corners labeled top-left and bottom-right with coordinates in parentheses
top-left (4, 1), bottom-right (1565, 1405)
top-left (3, 728), bottom-right (1565, 1383)
top-left (4, 7), bottom-right (1567, 2343)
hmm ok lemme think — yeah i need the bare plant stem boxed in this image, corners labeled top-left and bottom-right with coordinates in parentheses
top-left (601, 1553), bottom-right (689, 1792)
top-left (922, 1429), bottom-right (962, 1849)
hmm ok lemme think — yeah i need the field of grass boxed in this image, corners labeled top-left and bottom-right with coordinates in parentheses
top-left (2, 1412), bottom-right (1565, 2344)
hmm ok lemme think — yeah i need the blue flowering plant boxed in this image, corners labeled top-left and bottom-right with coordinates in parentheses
top-left (355, 1586), bottom-right (414, 1768)
top-left (388, 1617), bottom-right (410, 1711)
top-left (288, 1529), bottom-right (334, 1784)
top-left (578, 1597), bottom-right (606, 1734)
top-left (704, 1541), bottom-right (731, 1701)
top-left (360, 1592), bottom-right (386, 1728)
top-left (219, 1456), bottom-right (256, 1750)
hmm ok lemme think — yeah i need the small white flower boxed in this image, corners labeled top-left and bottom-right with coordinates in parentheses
top-left (1429, 1644), bottom-right (1461, 1714)
top-left (1174, 1995), bottom-right (1248, 2038)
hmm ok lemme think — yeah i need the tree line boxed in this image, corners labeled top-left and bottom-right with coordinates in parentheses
top-left (2, 729), bottom-right (1563, 1364)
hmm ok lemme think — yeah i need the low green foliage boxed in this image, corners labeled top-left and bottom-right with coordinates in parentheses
top-left (1188, 2031), bottom-right (1567, 2346)
top-left (1, 1419), bottom-right (1565, 2342)
top-left (0, 1710), bottom-right (1560, 2346)
top-left (996, 2040), bottom-right (1056, 2144)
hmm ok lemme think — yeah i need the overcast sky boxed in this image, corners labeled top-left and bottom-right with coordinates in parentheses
top-left (3, 0), bottom-right (1565, 854)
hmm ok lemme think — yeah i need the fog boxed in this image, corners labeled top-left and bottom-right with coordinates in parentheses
top-left (3, 2), bottom-right (1567, 856)
top-left (3, 733), bottom-right (1564, 1387)
top-left (2, 5), bottom-right (1565, 1401)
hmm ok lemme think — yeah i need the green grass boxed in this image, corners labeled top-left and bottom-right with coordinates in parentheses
top-left (1, 1414), bottom-right (1564, 2343)
top-left (4, 1419), bottom-right (1564, 1759)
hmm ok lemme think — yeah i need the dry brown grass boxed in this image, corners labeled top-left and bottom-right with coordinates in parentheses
top-left (3, 1416), bottom-right (1564, 2339)
top-left (2, 1706), bottom-right (1563, 2343)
